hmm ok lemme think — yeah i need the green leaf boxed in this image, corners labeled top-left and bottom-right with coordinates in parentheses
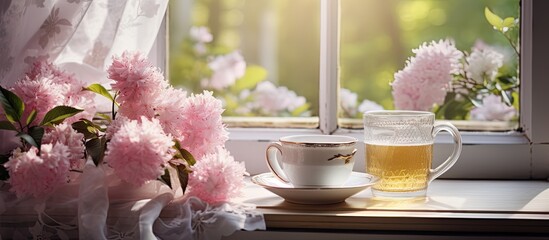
top-left (291, 103), bottom-right (310, 117)
top-left (71, 120), bottom-right (97, 139)
top-left (159, 169), bottom-right (172, 189)
top-left (440, 98), bottom-right (472, 120)
top-left (84, 84), bottom-right (116, 103)
top-left (86, 137), bottom-right (106, 166)
top-left (29, 126), bottom-right (45, 148)
top-left (502, 17), bottom-right (516, 29)
top-left (40, 106), bottom-right (83, 126)
top-left (0, 154), bottom-right (10, 181)
top-left (497, 75), bottom-right (516, 86)
top-left (175, 163), bottom-right (190, 194)
top-left (94, 112), bottom-right (112, 123)
top-left (174, 140), bottom-right (196, 166)
top-left (0, 121), bottom-right (16, 131)
top-left (26, 109), bottom-right (37, 126)
top-left (0, 85), bottom-right (24, 123)
top-left (17, 133), bottom-right (38, 148)
top-left (501, 90), bottom-right (513, 106)
top-left (466, 96), bottom-right (483, 108)
top-left (512, 92), bottom-right (520, 109)
top-left (485, 7), bottom-right (503, 31)
top-left (79, 118), bottom-right (104, 132)
top-left (17, 127), bottom-right (44, 150)
top-left (232, 65), bottom-right (268, 92)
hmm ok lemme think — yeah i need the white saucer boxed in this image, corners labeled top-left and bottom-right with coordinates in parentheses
top-left (251, 172), bottom-right (378, 204)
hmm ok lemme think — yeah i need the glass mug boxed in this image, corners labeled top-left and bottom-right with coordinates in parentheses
top-left (363, 110), bottom-right (462, 198)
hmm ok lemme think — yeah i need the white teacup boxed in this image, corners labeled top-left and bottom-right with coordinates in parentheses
top-left (266, 135), bottom-right (358, 187)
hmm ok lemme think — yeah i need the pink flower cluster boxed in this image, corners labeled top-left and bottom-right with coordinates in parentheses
top-left (392, 39), bottom-right (463, 111)
top-left (177, 91), bottom-right (228, 158)
top-left (42, 123), bottom-right (86, 171)
top-left (5, 123), bottom-right (86, 197)
top-left (4, 144), bottom-right (70, 198)
top-left (104, 117), bottom-right (174, 187)
top-left (11, 60), bottom-right (96, 125)
top-left (108, 51), bottom-right (168, 119)
top-left (4, 51), bottom-right (245, 203)
top-left (107, 51), bottom-right (228, 159)
top-left (105, 53), bottom-right (241, 201)
top-left (2, 60), bottom-right (94, 198)
top-left (187, 147), bottom-right (247, 204)
top-left (470, 94), bottom-right (516, 121)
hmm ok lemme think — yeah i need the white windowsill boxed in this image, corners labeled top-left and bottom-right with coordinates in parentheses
top-left (224, 178), bottom-right (549, 239)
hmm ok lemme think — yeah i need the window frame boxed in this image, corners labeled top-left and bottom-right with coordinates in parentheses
top-left (159, 0), bottom-right (548, 179)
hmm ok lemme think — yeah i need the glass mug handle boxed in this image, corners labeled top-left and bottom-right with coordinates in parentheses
top-left (266, 142), bottom-right (291, 183)
top-left (429, 122), bottom-right (462, 183)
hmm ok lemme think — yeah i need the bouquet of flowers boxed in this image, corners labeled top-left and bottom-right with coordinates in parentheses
top-left (0, 51), bottom-right (247, 204)
top-left (391, 8), bottom-right (519, 121)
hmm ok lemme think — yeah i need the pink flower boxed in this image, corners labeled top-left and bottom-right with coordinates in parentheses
top-left (26, 59), bottom-right (65, 80)
top-left (250, 81), bottom-right (307, 116)
top-left (11, 59), bottom-right (96, 126)
top-left (117, 101), bottom-right (157, 120)
top-left (190, 26), bottom-right (213, 43)
top-left (201, 51), bottom-right (246, 90)
top-left (187, 147), bottom-right (247, 204)
top-left (12, 77), bottom-right (64, 125)
top-left (4, 144), bottom-right (70, 198)
top-left (108, 51), bottom-right (168, 114)
top-left (153, 87), bottom-right (188, 137)
top-left (470, 94), bottom-right (516, 121)
top-left (178, 91), bottom-right (228, 158)
top-left (392, 39), bottom-right (463, 111)
top-left (190, 26), bottom-right (213, 55)
top-left (42, 123), bottom-right (85, 171)
top-left (105, 115), bottom-right (128, 140)
top-left (104, 117), bottom-right (174, 187)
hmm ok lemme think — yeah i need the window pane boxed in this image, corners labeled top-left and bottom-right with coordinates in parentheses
top-left (168, 0), bottom-right (320, 127)
top-left (339, 0), bottom-right (520, 130)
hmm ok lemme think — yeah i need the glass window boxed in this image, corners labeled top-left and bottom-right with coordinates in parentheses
top-left (168, 0), bottom-right (320, 128)
top-left (338, 0), bottom-right (520, 130)
top-left (170, 0), bottom-right (520, 131)
top-left (164, 0), bottom-right (549, 179)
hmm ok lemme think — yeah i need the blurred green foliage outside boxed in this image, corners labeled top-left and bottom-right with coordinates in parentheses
top-left (168, 0), bottom-right (519, 119)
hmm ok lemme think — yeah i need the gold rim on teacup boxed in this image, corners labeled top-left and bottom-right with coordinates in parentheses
top-left (279, 135), bottom-right (357, 147)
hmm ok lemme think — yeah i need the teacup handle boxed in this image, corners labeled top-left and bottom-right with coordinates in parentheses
top-left (429, 122), bottom-right (462, 183)
top-left (266, 142), bottom-right (290, 183)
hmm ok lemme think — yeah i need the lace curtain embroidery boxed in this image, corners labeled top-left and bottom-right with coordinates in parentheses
top-left (0, 1), bottom-right (266, 239)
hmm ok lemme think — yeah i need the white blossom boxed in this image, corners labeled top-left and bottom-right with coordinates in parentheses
top-left (202, 51), bottom-right (246, 90)
top-left (190, 26), bottom-right (213, 43)
top-left (358, 99), bottom-right (384, 113)
top-left (250, 81), bottom-right (306, 116)
top-left (465, 46), bottom-right (504, 84)
top-left (470, 94), bottom-right (516, 121)
top-left (340, 88), bottom-right (358, 117)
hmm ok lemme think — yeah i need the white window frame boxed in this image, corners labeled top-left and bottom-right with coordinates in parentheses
top-left (158, 0), bottom-right (549, 179)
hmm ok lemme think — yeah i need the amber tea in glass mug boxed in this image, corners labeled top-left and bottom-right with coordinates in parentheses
top-left (363, 110), bottom-right (462, 198)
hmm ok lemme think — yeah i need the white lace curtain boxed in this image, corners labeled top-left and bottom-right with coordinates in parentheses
top-left (0, 0), bottom-right (167, 87)
top-left (0, 1), bottom-right (266, 239)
